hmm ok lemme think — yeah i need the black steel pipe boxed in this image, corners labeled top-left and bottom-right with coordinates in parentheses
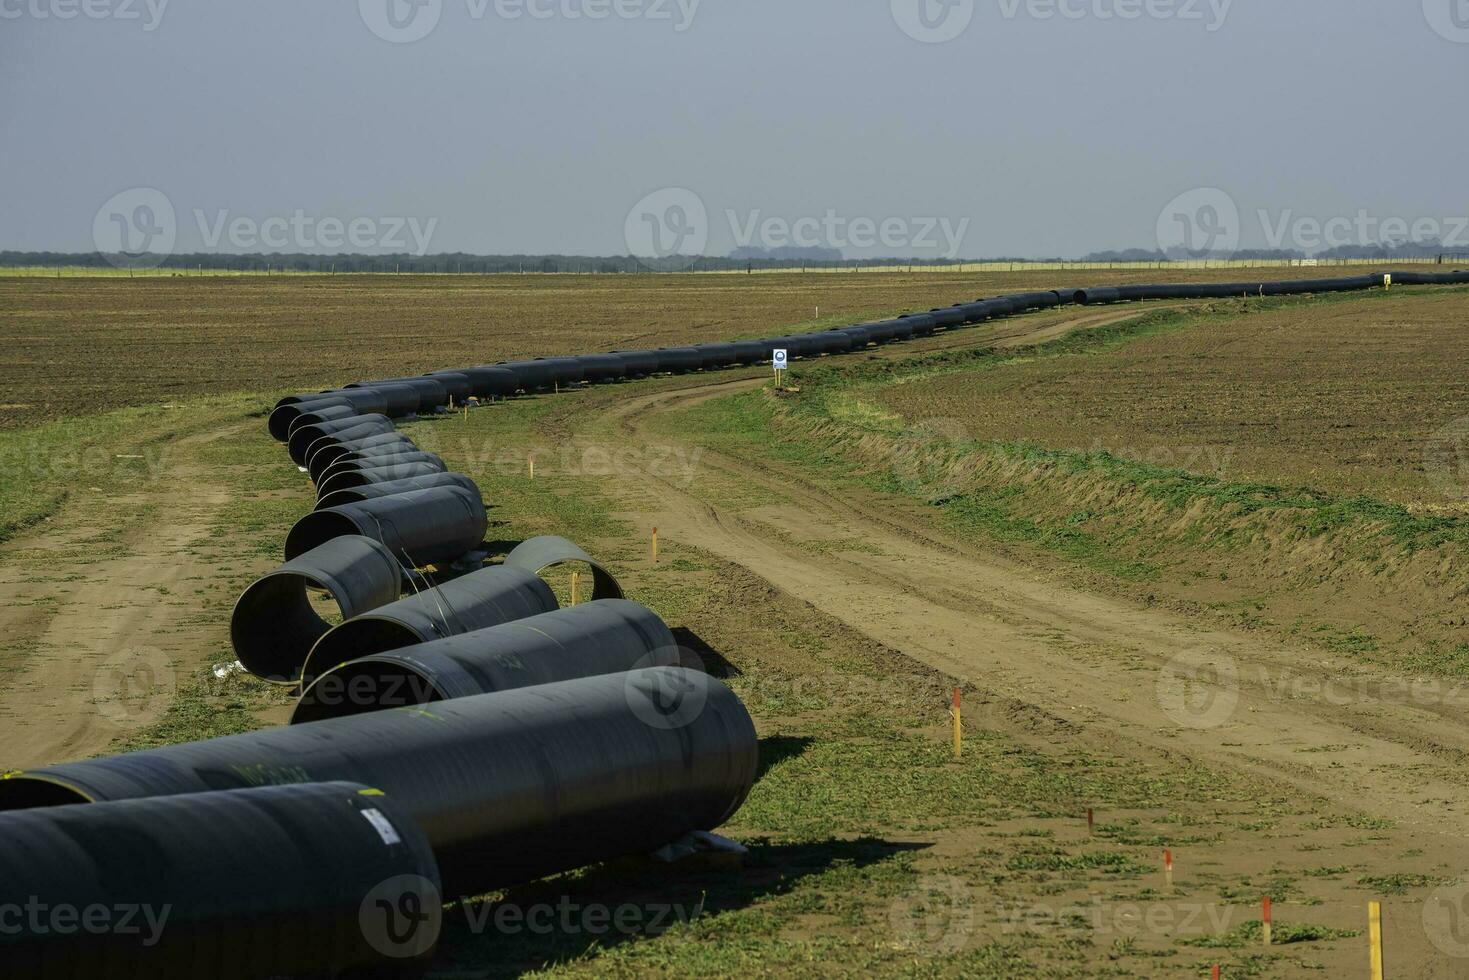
top-left (609, 350), bottom-right (661, 378)
top-left (232, 534), bottom-right (405, 685)
top-left (575, 353), bottom-right (626, 383)
top-left (0, 781), bottom-right (441, 979)
top-left (502, 534), bottom-right (622, 601)
top-left (268, 389), bottom-right (391, 442)
top-left (497, 360), bottom-right (556, 392)
top-left (730, 339), bottom-right (767, 365)
top-left (315, 452), bottom-right (447, 494)
top-left (307, 434), bottom-right (420, 482)
top-left (284, 485), bottom-right (487, 568)
top-left (292, 598), bottom-right (676, 723)
top-left (692, 342), bottom-right (740, 370)
top-left (284, 402), bottom-right (360, 439)
top-left (655, 347), bottom-right (702, 374)
top-left (459, 366), bottom-right (521, 398)
top-left (315, 457), bottom-right (450, 500)
top-left (347, 376), bottom-right (449, 410)
top-left (424, 371), bottom-right (472, 402)
top-left (301, 564), bottom-right (557, 683)
top-left (288, 414), bottom-right (395, 465)
top-left (316, 470), bottom-right (472, 509)
top-left (0, 669), bottom-right (757, 899)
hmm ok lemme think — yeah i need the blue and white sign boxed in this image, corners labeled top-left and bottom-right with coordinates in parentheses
top-left (772, 348), bottom-right (788, 371)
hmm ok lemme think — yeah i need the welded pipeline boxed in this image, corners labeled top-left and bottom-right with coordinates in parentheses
top-left (315, 457), bottom-right (450, 499)
top-left (232, 534), bottom-right (405, 685)
top-left (425, 371), bottom-right (472, 402)
top-left (458, 366), bottom-right (521, 398)
top-left (284, 485), bottom-right (487, 566)
top-left (656, 347), bottom-right (703, 374)
top-left (315, 452), bottom-right (447, 491)
top-left (502, 534), bottom-right (623, 600)
top-left (316, 471), bottom-right (475, 510)
top-left (268, 388), bottom-right (394, 441)
top-left (0, 669), bottom-right (759, 898)
top-left (301, 564), bottom-right (557, 683)
top-left (292, 598), bottom-right (677, 723)
top-left (346, 376), bottom-right (449, 410)
top-left (288, 414), bottom-right (395, 465)
top-left (307, 433), bottom-right (420, 481)
top-left (576, 353), bottom-right (626, 383)
top-left (0, 782), bottom-right (441, 979)
top-left (610, 350), bottom-right (661, 378)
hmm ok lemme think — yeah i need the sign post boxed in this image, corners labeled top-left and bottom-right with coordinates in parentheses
top-left (772, 348), bottom-right (788, 389)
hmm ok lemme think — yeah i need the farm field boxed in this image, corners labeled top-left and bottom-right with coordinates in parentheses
top-left (0, 265), bottom-right (1412, 429)
top-left (2, 277), bottom-right (1468, 976)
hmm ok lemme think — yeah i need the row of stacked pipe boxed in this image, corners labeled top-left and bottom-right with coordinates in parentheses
top-left (5, 268), bottom-right (1468, 978)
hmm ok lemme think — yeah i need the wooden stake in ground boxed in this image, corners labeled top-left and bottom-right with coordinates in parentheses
top-left (1262, 897), bottom-right (1272, 947)
top-left (528, 458), bottom-right (535, 479)
top-left (1368, 901), bottom-right (1384, 980)
top-left (652, 527), bottom-right (658, 563)
top-left (1163, 849), bottom-right (1173, 892)
top-left (570, 570), bottom-right (580, 606)
top-left (951, 687), bottom-right (962, 759)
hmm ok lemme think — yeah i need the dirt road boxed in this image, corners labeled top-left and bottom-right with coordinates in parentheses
top-left (0, 425), bottom-right (240, 767)
top-left (563, 314), bottom-right (1469, 844)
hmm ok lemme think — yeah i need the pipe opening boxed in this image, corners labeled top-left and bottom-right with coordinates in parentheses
top-left (284, 511), bottom-right (363, 560)
top-left (0, 777), bottom-right (91, 810)
top-left (230, 572), bottom-right (345, 684)
top-left (292, 660), bottom-right (443, 725)
top-left (302, 618), bottom-right (427, 685)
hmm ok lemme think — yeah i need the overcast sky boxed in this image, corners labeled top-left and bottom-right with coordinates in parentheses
top-left (2, 0), bottom-right (1466, 259)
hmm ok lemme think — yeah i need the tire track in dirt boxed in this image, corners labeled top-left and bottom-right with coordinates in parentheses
top-left (564, 312), bottom-right (1469, 840)
top-left (0, 424), bottom-right (244, 767)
